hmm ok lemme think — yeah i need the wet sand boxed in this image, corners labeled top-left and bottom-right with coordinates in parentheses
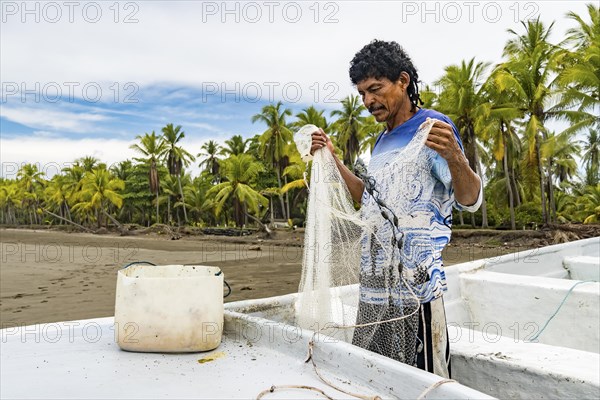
top-left (1, 228), bottom-right (540, 328)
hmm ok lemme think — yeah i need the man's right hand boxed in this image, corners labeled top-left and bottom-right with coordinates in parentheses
top-left (310, 128), bottom-right (335, 155)
top-left (309, 128), bottom-right (364, 204)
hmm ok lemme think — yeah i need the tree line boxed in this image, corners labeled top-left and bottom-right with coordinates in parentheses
top-left (1, 6), bottom-right (598, 230)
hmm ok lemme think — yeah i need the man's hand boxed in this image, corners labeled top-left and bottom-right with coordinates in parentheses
top-left (425, 119), bottom-right (481, 208)
top-left (308, 128), bottom-right (364, 203)
top-left (310, 128), bottom-right (335, 155)
top-left (425, 120), bottom-right (465, 164)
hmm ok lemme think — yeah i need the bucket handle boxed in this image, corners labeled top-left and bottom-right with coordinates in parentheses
top-left (121, 261), bottom-right (231, 298)
top-left (215, 269), bottom-right (232, 298)
top-left (121, 261), bottom-right (156, 269)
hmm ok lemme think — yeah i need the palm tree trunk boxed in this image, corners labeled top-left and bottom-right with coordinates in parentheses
top-left (97, 206), bottom-right (103, 228)
top-left (244, 210), bottom-right (272, 236)
top-left (458, 211), bottom-right (464, 225)
top-left (547, 158), bottom-right (557, 223)
top-left (503, 143), bottom-right (516, 230)
top-left (284, 175), bottom-right (291, 222)
top-left (35, 200), bottom-right (41, 224)
top-left (509, 162), bottom-right (521, 206)
top-left (511, 174), bottom-right (521, 207)
top-left (177, 175), bottom-right (188, 224)
top-left (155, 190), bottom-right (160, 224)
top-left (535, 137), bottom-right (548, 224)
top-left (167, 196), bottom-right (171, 225)
top-left (275, 167), bottom-right (286, 220)
top-left (103, 210), bottom-right (124, 233)
top-left (42, 209), bottom-right (94, 233)
top-left (474, 147), bottom-right (488, 228)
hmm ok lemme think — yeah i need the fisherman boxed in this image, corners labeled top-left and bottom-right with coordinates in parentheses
top-left (309, 39), bottom-right (482, 377)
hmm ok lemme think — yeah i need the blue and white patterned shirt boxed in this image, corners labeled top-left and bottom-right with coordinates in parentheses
top-left (359, 108), bottom-right (481, 304)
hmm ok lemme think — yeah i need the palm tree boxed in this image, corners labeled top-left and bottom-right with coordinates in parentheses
top-left (435, 58), bottom-right (490, 227)
top-left (198, 140), bottom-right (222, 182)
top-left (75, 156), bottom-right (100, 172)
top-left (542, 131), bottom-right (582, 185)
top-left (495, 19), bottom-right (563, 224)
top-left (205, 154), bottom-right (268, 227)
top-left (419, 84), bottom-right (438, 109)
top-left (109, 160), bottom-right (141, 224)
top-left (252, 101), bottom-right (293, 220)
top-left (330, 94), bottom-right (367, 167)
top-left (541, 130), bottom-right (582, 220)
top-left (17, 164), bottom-right (46, 225)
top-left (582, 129), bottom-right (599, 185)
top-left (221, 135), bottom-right (249, 156)
top-left (294, 106), bottom-right (328, 130)
top-left (280, 150), bottom-right (310, 225)
top-left (477, 73), bottom-right (524, 230)
top-left (177, 176), bottom-right (214, 224)
top-left (576, 184), bottom-right (600, 223)
top-left (557, 4), bottom-right (599, 136)
top-left (71, 167), bottom-right (124, 228)
top-left (160, 123), bottom-right (196, 224)
top-left (245, 134), bottom-right (262, 159)
top-left (359, 115), bottom-right (386, 155)
top-left (110, 160), bottom-right (133, 181)
top-left (0, 182), bottom-right (20, 224)
top-left (158, 174), bottom-right (180, 225)
top-left (45, 175), bottom-right (71, 223)
top-left (130, 131), bottom-right (165, 224)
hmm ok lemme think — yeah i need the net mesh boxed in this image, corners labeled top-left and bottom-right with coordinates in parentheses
top-left (294, 118), bottom-right (438, 366)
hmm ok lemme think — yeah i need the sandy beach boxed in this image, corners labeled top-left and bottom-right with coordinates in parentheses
top-left (0, 227), bottom-right (578, 328)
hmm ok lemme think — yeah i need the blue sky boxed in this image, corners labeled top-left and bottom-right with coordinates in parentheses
top-left (0, 1), bottom-right (592, 178)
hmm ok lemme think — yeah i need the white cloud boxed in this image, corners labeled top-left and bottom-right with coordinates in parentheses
top-left (1, 137), bottom-right (136, 178)
top-left (0, 0), bottom-right (592, 169)
top-left (1, 106), bottom-right (110, 133)
top-left (0, 135), bottom-right (235, 178)
top-left (1, 2), bottom-right (590, 104)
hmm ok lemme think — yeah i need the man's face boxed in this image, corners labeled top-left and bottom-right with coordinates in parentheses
top-left (357, 76), bottom-right (407, 124)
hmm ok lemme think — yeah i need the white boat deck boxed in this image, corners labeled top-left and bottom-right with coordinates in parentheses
top-left (227, 237), bottom-right (600, 399)
top-left (1, 314), bottom-right (492, 399)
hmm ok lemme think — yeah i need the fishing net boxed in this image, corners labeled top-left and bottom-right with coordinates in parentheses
top-left (293, 118), bottom-right (438, 366)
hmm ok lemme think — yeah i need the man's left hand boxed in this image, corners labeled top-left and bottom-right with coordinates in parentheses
top-left (425, 120), bottom-right (464, 163)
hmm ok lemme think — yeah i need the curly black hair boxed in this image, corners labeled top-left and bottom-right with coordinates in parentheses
top-left (349, 40), bottom-right (423, 111)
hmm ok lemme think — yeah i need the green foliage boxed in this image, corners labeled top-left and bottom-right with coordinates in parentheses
top-left (514, 202), bottom-right (544, 227)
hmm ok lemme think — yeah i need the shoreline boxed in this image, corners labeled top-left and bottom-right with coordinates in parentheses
top-left (2, 226), bottom-right (597, 328)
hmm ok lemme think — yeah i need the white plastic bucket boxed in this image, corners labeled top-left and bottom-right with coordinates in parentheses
top-left (115, 263), bottom-right (225, 353)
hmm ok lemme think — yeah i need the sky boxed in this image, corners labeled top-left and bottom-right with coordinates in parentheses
top-left (0, 0), bottom-right (593, 178)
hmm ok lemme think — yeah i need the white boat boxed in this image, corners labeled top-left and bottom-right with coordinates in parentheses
top-left (1, 237), bottom-right (598, 399)
top-left (1, 315), bottom-right (489, 399)
top-left (227, 236), bottom-right (600, 399)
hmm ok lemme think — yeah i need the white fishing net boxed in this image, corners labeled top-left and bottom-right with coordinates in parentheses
top-left (294, 118), bottom-right (438, 366)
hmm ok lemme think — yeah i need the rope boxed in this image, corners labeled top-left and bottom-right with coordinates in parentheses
top-left (255, 301), bottom-right (418, 400)
top-left (305, 335), bottom-right (382, 400)
top-left (416, 379), bottom-right (457, 399)
top-left (527, 280), bottom-right (596, 342)
top-left (256, 384), bottom-right (334, 400)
